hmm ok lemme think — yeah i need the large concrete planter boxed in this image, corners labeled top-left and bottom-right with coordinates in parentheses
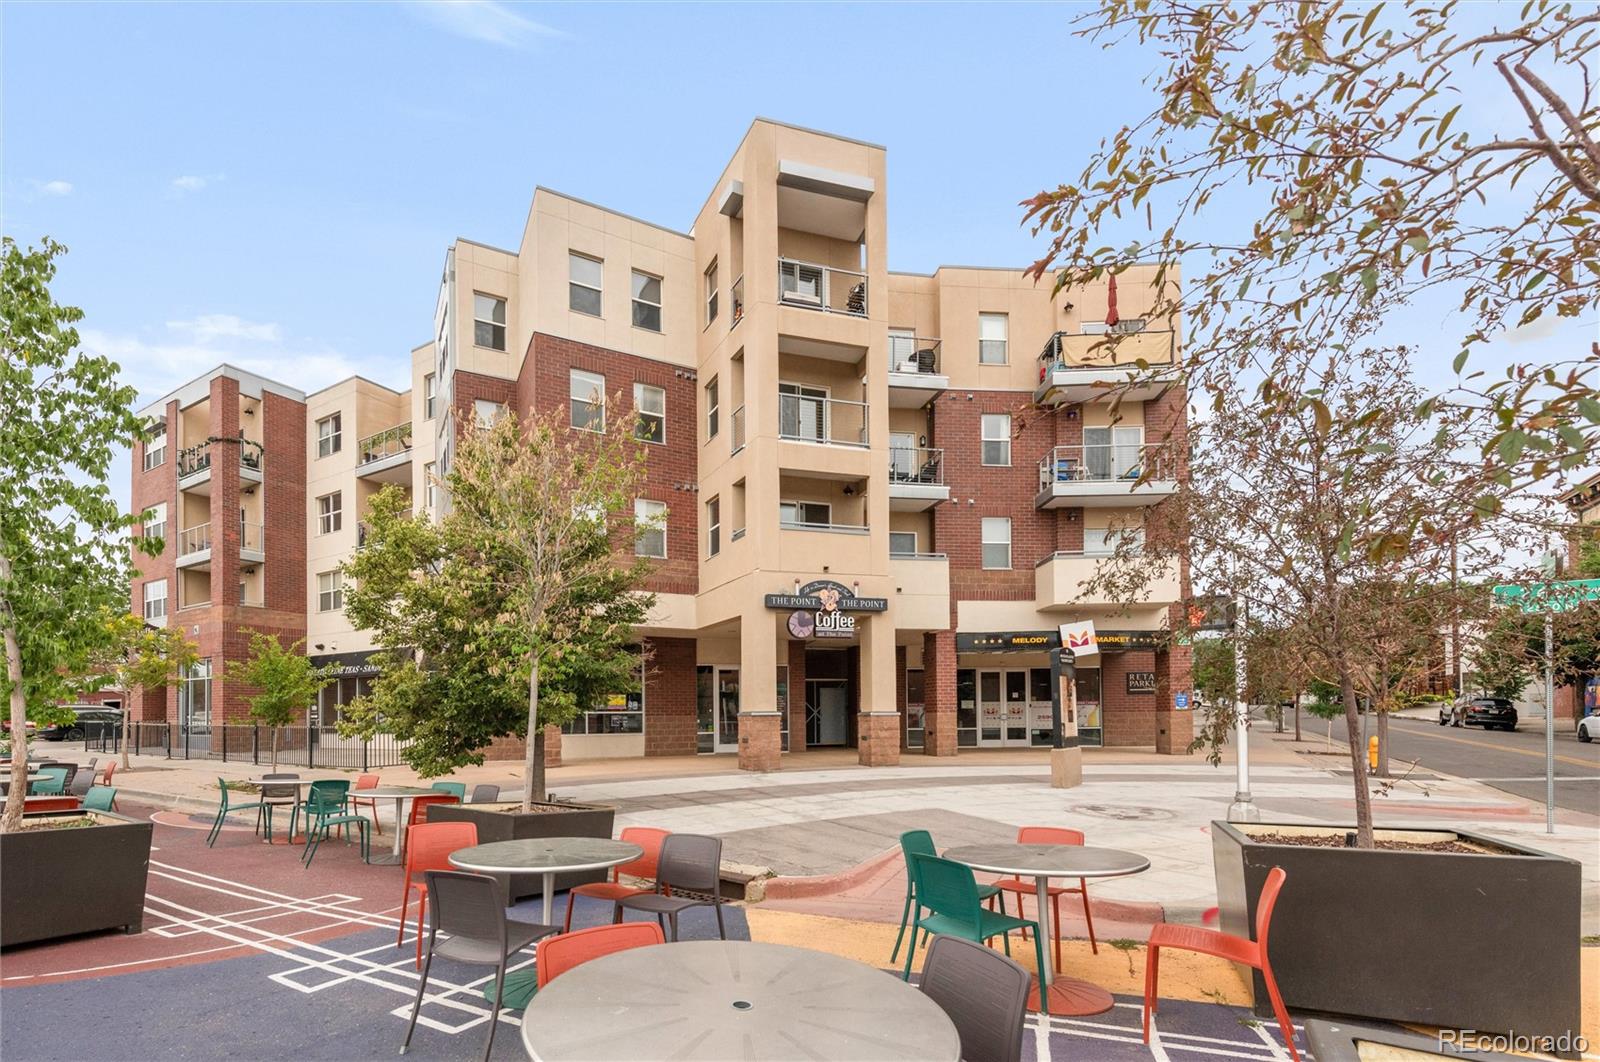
top-left (427, 801), bottom-right (616, 902)
top-left (1213, 821), bottom-right (1582, 1054)
top-left (1, 809), bottom-right (153, 948)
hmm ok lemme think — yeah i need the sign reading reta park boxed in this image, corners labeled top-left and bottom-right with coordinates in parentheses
top-left (765, 580), bottom-right (888, 641)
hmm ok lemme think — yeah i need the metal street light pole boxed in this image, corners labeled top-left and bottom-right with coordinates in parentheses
top-left (1544, 609), bottom-right (1556, 835)
top-left (1228, 594), bottom-right (1260, 822)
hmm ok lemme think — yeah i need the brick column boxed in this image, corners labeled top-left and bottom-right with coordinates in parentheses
top-left (1154, 637), bottom-right (1194, 754)
top-left (786, 641), bottom-right (808, 752)
top-left (895, 645), bottom-right (908, 749)
top-left (923, 629), bottom-right (957, 756)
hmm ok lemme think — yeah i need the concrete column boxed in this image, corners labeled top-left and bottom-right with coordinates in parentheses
top-left (858, 615), bottom-right (900, 766)
top-left (739, 609), bottom-right (781, 771)
top-left (922, 629), bottom-right (957, 756)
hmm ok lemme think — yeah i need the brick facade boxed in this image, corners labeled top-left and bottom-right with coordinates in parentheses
top-left (645, 637), bottom-right (699, 756)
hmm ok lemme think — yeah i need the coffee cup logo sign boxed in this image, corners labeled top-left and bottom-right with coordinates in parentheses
top-left (769, 579), bottom-right (879, 640)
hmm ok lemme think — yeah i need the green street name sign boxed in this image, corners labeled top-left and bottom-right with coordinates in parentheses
top-left (1492, 578), bottom-right (1600, 614)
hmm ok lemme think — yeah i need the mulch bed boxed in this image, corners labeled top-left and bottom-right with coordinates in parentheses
top-left (1251, 831), bottom-right (1499, 854)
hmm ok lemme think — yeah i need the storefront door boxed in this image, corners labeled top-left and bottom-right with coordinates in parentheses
top-left (978, 670), bottom-right (1030, 747)
top-left (805, 680), bottom-right (849, 746)
top-left (696, 666), bottom-right (741, 754)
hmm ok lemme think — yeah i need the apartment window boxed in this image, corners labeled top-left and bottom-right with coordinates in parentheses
top-left (317, 570), bottom-right (344, 613)
top-left (569, 252), bottom-right (603, 316)
top-left (424, 461), bottom-right (437, 512)
top-left (143, 427), bottom-right (166, 470)
top-left (424, 373), bottom-right (437, 419)
top-left (473, 293), bottom-right (506, 350)
top-left (981, 517), bottom-right (1012, 570)
top-left (979, 313), bottom-right (1009, 364)
top-left (631, 271), bottom-right (662, 332)
top-left (889, 531), bottom-right (918, 556)
top-left (981, 413), bottom-right (1011, 466)
top-left (706, 496), bottom-right (721, 557)
top-left (627, 382), bottom-right (666, 444)
top-left (780, 500), bottom-right (832, 527)
top-left (634, 499), bottom-right (667, 559)
top-left (143, 579), bottom-right (168, 623)
top-left (569, 369), bottom-right (606, 432)
top-left (705, 376), bottom-right (719, 439)
top-left (144, 502), bottom-right (167, 545)
top-left (317, 492), bottom-right (343, 536)
top-left (473, 399), bottom-right (505, 429)
top-left (704, 260), bottom-right (719, 325)
top-left (317, 413), bottom-right (342, 458)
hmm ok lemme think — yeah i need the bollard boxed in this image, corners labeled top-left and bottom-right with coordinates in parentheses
top-left (1368, 734), bottom-right (1379, 770)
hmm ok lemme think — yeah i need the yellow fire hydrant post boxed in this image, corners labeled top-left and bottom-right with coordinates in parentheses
top-left (1368, 734), bottom-right (1379, 771)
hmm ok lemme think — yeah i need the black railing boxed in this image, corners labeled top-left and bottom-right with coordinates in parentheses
top-left (177, 442), bottom-right (211, 477)
top-left (84, 722), bottom-right (409, 770)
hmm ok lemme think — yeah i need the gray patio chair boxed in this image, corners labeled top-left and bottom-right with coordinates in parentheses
top-left (615, 833), bottom-right (726, 941)
top-left (919, 934), bottom-right (1030, 1062)
top-left (69, 767), bottom-right (96, 798)
top-left (400, 870), bottom-right (556, 1061)
top-left (469, 783), bottom-right (500, 804)
top-left (258, 773), bottom-right (300, 843)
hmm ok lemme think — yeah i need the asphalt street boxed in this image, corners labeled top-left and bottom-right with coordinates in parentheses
top-left (1380, 715), bottom-right (1600, 815)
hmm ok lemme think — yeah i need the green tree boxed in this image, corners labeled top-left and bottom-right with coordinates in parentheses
top-left (342, 402), bottom-right (655, 807)
top-left (88, 611), bottom-right (199, 770)
top-left (1, 238), bottom-right (148, 832)
top-left (224, 632), bottom-right (335, 771)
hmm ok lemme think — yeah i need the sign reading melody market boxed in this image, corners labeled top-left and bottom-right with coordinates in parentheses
top-left (766, 580), bottom-right (889, 641)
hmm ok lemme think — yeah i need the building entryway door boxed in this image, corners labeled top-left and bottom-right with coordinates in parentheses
top-left (978, 669), bottom-right (1029, 747)
top-left (805, 680), bottom-right (849, 746)
top-left (696, 666), bottom-right (741, 754)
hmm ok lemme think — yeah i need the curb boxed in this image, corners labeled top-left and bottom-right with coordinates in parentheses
top-left (760, 847), bottom-right (902, 901)
top-left (115, 788), bottom-right (217, 817)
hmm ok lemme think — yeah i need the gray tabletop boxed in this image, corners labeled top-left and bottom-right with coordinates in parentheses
top-left (449, 837), bottom-right (642, 875)
top-left (519, 940), bottom-right (960, 1062)
top-left (943, 843), bottom-right (1151, 879)
top-left (360, 785), bottom-right (442, 799)
top-left (251, 778), bottom-right (345, 788)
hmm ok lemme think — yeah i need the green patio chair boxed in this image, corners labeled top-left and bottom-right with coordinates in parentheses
top-left (207, 777), bottom-right (269, 847)
top-left (890, 829), bottom-right (1001, 965)
top-left (83, 785), bottom-right (118, 812)
top-left (902, 853), bottom-right (1049, 1012)
top-left (288, 779), bottom-right (351, 841)
top-left (430, 781), bottom-right (467, 801)
top-left (29, 767), bottom-right (69, 796)
top-left (301, 785), bottom-right (370, 867)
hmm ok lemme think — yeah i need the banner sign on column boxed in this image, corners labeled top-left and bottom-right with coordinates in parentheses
top-left (1059, 621), bottom-right (1099, 660)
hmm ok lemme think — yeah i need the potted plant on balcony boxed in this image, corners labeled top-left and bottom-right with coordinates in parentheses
top-left (340, 402), bottom-right (654, 898)
top-left (1082, 350), bottom-right (1581, 1045)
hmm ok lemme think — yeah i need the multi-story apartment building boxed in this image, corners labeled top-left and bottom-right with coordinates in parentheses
top-left (130, 119), bottom-right (1193, 769)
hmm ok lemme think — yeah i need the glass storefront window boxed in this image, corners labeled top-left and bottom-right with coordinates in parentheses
top-left (1029, 667), bottom-right (1054, 746)
top-left (696, 666), bottom-right (715, 753)
top-left (777, 665), bottom-right (789, 753)
top-left (905, 669), bottom-right (925, 748)
top-left (1076, 668), bottom-right (1104, 747)
top-left (316, 674), bottom-right (373, 727)
top-left (562, 655), bottom-right (645, 736)
top-left (179, 659), bottom-right (212, 735)
top-left (955, 669), bottom-right (978, 747)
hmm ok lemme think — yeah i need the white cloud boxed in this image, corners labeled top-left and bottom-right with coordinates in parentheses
top-left (166, 313), bottom-right (282, 343)
top-left (169, 174), bottom-right (224, 195)
top-left (39, 179), bottom-right (73, 197)
top-left (408, 0), bottom-right (566, 48)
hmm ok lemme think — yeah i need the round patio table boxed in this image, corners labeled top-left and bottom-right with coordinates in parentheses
top-left (944, 843), bottom-right (1150, 1017)
top-left (450, 836), bottom-right (643, 1010)
top-left (248, 777), bottom-right (348, 845)
top-left (359, 785), bottom-right (445, 865)
top-left (519, 940), bottom-right (960, 1062)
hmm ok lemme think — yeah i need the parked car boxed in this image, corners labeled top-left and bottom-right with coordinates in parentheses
top-left (1453, 697), bottom-right (1517, 731)
top-left (39, 706), bottom-right (124, 742)
top-left (1578, 714), bottom-right (1598, 743)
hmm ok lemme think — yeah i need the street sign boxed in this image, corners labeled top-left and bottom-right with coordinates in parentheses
top-left (1492, 578), bottom-right (1600, 614)
top-left (1174, 691), bottom-right (1190, 710)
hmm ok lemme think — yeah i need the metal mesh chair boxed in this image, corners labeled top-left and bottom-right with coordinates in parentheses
top-left (469, 783), bottom-right (500, 804)
top-left (920, 935), bottom-right (1030, 1062)
top-left (68, 766), bottom-right (97, 798)
top-left (258, 773), bottom-right (300, 844)
top-left (615, 833), bottom-right (726, 941)
top-left (400, 871), bottom-right (556, 1061)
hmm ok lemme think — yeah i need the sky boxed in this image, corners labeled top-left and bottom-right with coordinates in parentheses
top-left (4, 1), bottom-right (1592, 517)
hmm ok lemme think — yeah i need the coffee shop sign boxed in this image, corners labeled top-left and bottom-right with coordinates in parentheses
top-left (767, 580), bottom-right (887, 641)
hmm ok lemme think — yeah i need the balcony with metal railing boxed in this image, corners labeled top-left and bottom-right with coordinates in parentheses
top-left (730, 275), bottom-right (745, 328)
top-left (888, 446), bottom-right (949, 511)
top-left (778, 258), bottom-right (868, 317)
top-left (356, 422), bottom-right (413, 483)
top-left (176, 523), bottom-right (212, 568)
top-left (1035, 444), bottom-right (1178, 509)
top-left (887, 336), bottom-right (947, 407)
top-left (730, 405), bottom-right (746, 456)
top-left (240, 521), bottom-right (265, 561)
top-left (177, 441), bottom-right (211, 480)
top-left (176, 436), bottom-right (263, 492)
top-left (1034, 328), bottom-right (1180, 406)
top-left (778, 392), bottom-right (869, 448)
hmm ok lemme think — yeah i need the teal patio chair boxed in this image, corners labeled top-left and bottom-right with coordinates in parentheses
top-left (429, 781), bottom-right (467, 801)
top-left (29, 767), bottom-right (69, 796)
top-left (890, 829), bottom-right (1002, 965)
top-left (288, 779), bottom-right (351, 842)
top-left (83, 785), bottom-right (118, 812)
top-left (903, 853), bottom-right (1050, 1013)
top-left (302, 785), bottom-right (371, 867)
top-left (207, 777), bottom-right (269, 847)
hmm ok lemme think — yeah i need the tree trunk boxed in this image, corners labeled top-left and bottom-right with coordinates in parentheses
top-left (1375, 708), bottom-right (1390, 778)
top-left (120, 685), bottom-right (135, 771)
top-left (1293, 691), bottom-right (1302, 742)
top-left (271, 727), bottom-right (280, 772)
top-left (1340, 668), bottom-right (1375, 848)
top-left (523, 658), bottom-right (543, 810)
top-left (2, 577), bottom-right (29, 834)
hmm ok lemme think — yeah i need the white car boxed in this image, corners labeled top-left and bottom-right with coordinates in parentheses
top-left (1579, 715), bottom-right (1598, 743)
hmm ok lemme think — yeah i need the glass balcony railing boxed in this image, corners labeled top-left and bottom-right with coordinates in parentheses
top-left (730, 405), bottom-right (746, 455)
top-left (240, 522), bottom-right (264, 553)
top-left (178, 523), bottom-right (211, 557)
top-left (358, 422), bottom-right (413, 465)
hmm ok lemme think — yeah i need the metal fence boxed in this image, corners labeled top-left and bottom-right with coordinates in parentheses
top-left (84, 722), bottom-right (410, 770)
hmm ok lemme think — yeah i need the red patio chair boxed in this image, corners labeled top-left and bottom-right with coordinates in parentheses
top-left (350, 773), bottom-right (382, 835)
top-left (1144, 865), bottom-right (1297, 1061)
top-left (991, 826), bottom-right (1097, 972)
top-left (562, 826), bottom-right (670, 931)
top-left (406, 792), bottom-right (458, 829)
top-left (397, 821), bottom-right (479, 969)
top-left (535, 922), bottom-right (664, 989)
top-left (99, 760), bottom-right (116, 785)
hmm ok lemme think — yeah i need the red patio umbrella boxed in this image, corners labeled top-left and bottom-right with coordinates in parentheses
top-left (1105, 272), bottom-right (1120, 328)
